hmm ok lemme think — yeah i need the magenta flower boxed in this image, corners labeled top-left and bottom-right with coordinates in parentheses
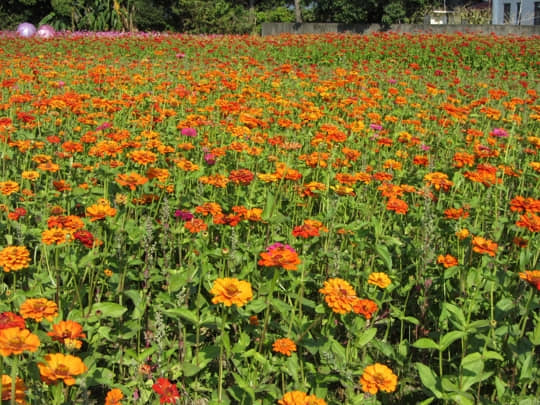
top-left (181, 127), bottom-right (197, 137)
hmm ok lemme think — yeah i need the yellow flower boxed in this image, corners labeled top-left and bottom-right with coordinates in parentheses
top-left (0, 246), bottom-right (31, 272)
top-left (360, 363), bottom-right (398, 394)
top-left (1, 374), bottom-right (27, 404)
top-left (319, 278), bottom-right (357, 314)
top-left (367, 272), bottom-right (391, 288)
top-left (38, 353), bottom-right (87, 386)
top-left (210, 278), bottom-right (253, 307)
top-left (0, 327), bottom-right (40, 356)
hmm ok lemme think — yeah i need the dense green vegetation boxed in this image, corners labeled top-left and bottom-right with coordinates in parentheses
top-left (0, 0), bottom-right (439, 33)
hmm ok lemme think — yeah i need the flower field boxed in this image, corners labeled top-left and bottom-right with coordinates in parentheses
top-left (0, 32), bottom-right (539, 404)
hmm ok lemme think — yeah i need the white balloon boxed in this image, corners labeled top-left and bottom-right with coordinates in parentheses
top-left (16, 22), bottom-right (36, 38)
top-left (36, 25), bottom-right (55, 39)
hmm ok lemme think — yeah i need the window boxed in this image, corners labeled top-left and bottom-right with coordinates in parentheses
top-left (516, 2), bottom-right (521, 24)
top-left (535, 2), bottom-right (540, 25)
top-left (503, 3), bottom-right (511, 23)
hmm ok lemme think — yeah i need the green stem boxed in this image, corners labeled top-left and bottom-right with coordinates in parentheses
top-left (258, 268), bottom-right (279, 353)
top-left (218, 309), bottom-right (228, 403)
top-left (10, 356), bottom-right (17, 405)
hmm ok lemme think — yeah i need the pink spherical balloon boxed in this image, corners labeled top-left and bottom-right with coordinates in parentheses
top-left (36, 25), bottom-right (55, 39)
top-left (16, 22), bottom-right (36, 38)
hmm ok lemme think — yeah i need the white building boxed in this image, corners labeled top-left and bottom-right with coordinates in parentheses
top-left (492, 0), bottom-right (540, 25)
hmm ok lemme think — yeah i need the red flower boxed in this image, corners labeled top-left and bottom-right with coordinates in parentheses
top-left (73, 230), bottom-right (95, 248)
top-left (152, 378), bottom-right (180, 404)
top-left (0, 312), bottom-right (25, 330)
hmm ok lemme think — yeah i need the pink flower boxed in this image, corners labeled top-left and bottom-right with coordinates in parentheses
top-left (181, 127), bottom-right (197, 137)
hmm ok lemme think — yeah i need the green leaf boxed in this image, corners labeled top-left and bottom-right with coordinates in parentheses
top-left (90, 302), bottom-right (127, 318)
top-left (232, 332), bottom-right (250, 354)
top-left (482, 350), bottom-right (504, 361)
top-left (494, 376), bottom-right (507, 399)
top-left (262, 192), bottom-right (276, 220)
top-left (412, 338), bottom-right (439, 350)
top-left (519, 353), bottom-right (534, 382)
top-left (416, 363), bottom-right (443, 398)
top-left (460, 352), bottom-right (486, 391)
top-left (440, 331), bottom-right (466, 351)
top-left (527, 318), bottom-right (540, 346)
top-left (442, 303), bottom-right (466, 329)
top-left (374, 244), bottom-right (392, 271)
top-left (231, 373), bottom-right (255, 402)
top-left (162, 307), bottom-right (199, 325)
top-left (356, 328), bottom-right (377, 347)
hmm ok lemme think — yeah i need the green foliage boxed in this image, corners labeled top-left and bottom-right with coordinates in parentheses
top-left (172, 0), bottom-right (251, 34)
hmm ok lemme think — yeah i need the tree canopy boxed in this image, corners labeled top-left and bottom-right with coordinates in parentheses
top-left (0, 0), bottom-right (438, 33)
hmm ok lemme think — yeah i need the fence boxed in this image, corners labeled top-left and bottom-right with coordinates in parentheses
top-left (261, 23), bottom-right (540, 36)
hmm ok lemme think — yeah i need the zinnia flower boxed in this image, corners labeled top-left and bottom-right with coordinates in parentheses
top-left (0, 246), bottom-right (31, 272)
top-left (437, 254), bottom-right (458, 269)
top-left (19, 298), bottom-right (58, 322)
top-left (152, 377), bottom-right (180, 404)
top-left (0, 327), bottom-right (40, 356)
top-left (105, 388), bottom-right (124, 405)
top-left (38, 353), bottom-right (87, 385)
top-left (0, 312), bottom-right (25, 330)
top-left (277, 391), bottom-right (327, 405)
top-left (471, 236), bottom-right (498, 257)
top-left (86, 199), bottom-right (117, 221)
top-left (1, 374), bottom-right (27, 404)
top-left (360, 363), bottom-right (398, 394)
top-left (258, 243), bottom-right (301, 271)
top-left (519, 270), bottom-right (540, 291)
top-left (272, 338), bottom-right (297, 356)
top-left (319, 278), bottom-right (357, 314)
top-left (210, 278), bottom-right (253, 307)
top-left (0, 181), bottom-right (19, 196)
top-left (367, 272), bottom-right (391, 288)
top-left (47, 320), bottom-right (86, 350)
top-left (352, 298), bottom-right (378, 319)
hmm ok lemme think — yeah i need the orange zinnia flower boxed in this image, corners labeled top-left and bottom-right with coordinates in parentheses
top-left (184, 218), bottom-right (207, 233)
top-left (519, 270), bottom-right (540, 290)
top-left (19, 298), bottom-right (58, 322)
top-left (229, 169), bottom-right (255, 185)
top-left (41, 228), bottom-right (70, 245)
top-left (210, 278), bottom-right (253, 307)
top-left (386, 198), bottom-right (408, 215)
top-left (319, 278), bottom-right (357, 314)
top-left (258, 243), bottom-right (301, 271)
top-left (360, 363), bottom-right (398, 394)
top-left (277, 391), bottom-right (327, 405)
top-left (0, 327), bottom-right (40, 356)
top-left (47, 320), bottom-right (86, 350)
top-left (199, 173), bottom-right (229, 188)
top-left (516, 213), bottom-right (540, 232)
top-left (128, 149), bottom-right (157, 165)
top-left (272, 338), bottom-right (297, 356)
top-left (471, 236), bottom-right (498, 257)
top-left (1, 374), bottom-right (27, 404)
top-left (38, 353), bottom-right (87, 386)
top-left (86, 199), bottom-right (117, 221)
top-left (424, 172), bottom-right (453, 192)
top-left (444, 208), bottom-right (469, 220)
top-left (437, 254), bottom-right (458, 268)
top-left (0, 181), bottom-right (19, 196)
top-left (105, 388), bottom-right (124, 405)
top-left (352, 298), bottom-right (378, 319)
top-left (456, 229), bottom-right (470, 240)
top-left (367, 272), bottom-right (391, 289)
top-left (115, 172), bottom-right (148, 190)
top-left (0, 246), bottom-right (31, 272)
